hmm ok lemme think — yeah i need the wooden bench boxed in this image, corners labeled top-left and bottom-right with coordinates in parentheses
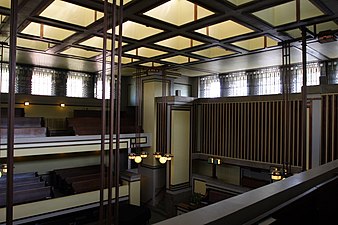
top-left (0, 186), bottom-right (52, 207)
top-left (0, 172), bottom-right (51, 207)
top-left (71, 178), bottom-right (106, 194)
top-left (51, 165), bottom-right (101, 188)
top-left (0, 181), bottom-right (46, 194)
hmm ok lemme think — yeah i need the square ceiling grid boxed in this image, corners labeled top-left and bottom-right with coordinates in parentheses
top-left (1, 0), bottom-right (336, 76)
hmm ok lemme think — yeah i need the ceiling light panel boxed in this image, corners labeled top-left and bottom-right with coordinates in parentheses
top-left (0, 15), bottom-right (6, 23)
top-left (195, 20), bottom-right (254, 40)
top-left (286, 21), bottom-right (338, 39)
top-left (143, 0), bottom-right (214, 26)
top-left (106, 56), bottom-right (138, 64)
top-left (60, 47), bottom-right (101, 58)
top-left (140, 62), bottom-right (163, 67)
top-left (40, 1), bottom-right (103, 27)
top-left (21, 22), bottom-right (76, 41)
top-left (111, 21), bottom-right (163, 40)
top-left (108, 0), bottom-right (133, 5)
top-left (125, 47), bottom-right (167, 58)
top-left (0, 0), bottom-right (10, 8)
top-left (232, 36), bottom-right (278, 51)
top-left (193, 46), bottom-right (235, 58)
top-left (115, 56), bottom-right (138, 64)
top-left (226, 0), bottom-right (254, 6)
top-left (252, 0), bottom-right (324, 27)
top-left (155, 36), bottom-right (204, 50)
top-left (79, 36), bottom-right (126, 50)
top-left (161, 55), bottom-right (198, 64)
top-left (17, 38), bottom-right (52, 51)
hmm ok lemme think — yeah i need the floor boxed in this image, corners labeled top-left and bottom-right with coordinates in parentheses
top-left (149, 208), bottom-right (169, 224)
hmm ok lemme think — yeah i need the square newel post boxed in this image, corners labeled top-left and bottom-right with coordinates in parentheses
top-left (121, 171), bottom-right (141, 206)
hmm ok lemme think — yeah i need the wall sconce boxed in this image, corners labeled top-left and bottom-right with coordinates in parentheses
top-left (60, 103), bottom-right (66, 107)
top-left (128, 151), bottom-right (148, 164)
top-left (153, 152), bottom-right (173, 164)
top-left (24, 101), bottom-right (30, 106)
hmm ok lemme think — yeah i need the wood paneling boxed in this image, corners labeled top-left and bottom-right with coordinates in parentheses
top-left (321, 94), bottom-right (338, 164)
top-left (195, 99), bottom-right (303, 167)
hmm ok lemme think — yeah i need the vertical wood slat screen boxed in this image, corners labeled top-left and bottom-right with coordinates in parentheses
top-left (196, 100), bottom-right (303, 167)
top-left (156, 102), bottom-right (167, 153)
top-left (321, 94), bottom-right (338, 164)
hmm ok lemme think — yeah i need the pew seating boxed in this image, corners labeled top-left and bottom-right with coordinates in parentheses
top-left (0, 172), bottom-right (51, 207)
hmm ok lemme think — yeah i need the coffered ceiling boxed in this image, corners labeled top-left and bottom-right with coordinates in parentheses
top-left (0, 0), bottom-right (337, 77)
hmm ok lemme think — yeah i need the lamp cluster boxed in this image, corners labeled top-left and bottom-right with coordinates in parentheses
top-left (0, 164), bottom-right (8, 178)
top-left (153, 152), bottom-right (173, 164)
top-left (128, 151), bottom-right (148, 164)
top-left (270, 166), bottom-right (289, 182)
top-left (207, 157), bottom-right (221, 165)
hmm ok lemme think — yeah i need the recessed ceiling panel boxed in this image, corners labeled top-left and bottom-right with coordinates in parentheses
top-left (108, 0), bottom-right (133, 5)
top-left (193, 46), bottom-right (235, 58)
top-left (300, 0), bottom-right (324, 20)
top-left (155, 36), bottom-right (204, 50)
top-left (232, 36), bottom-right (278, 51)
top-left (143, 0), bottom-right (214, 26)
top-left (112, 56), bottom-right (139, 64)
top-left (286, 21), bottom-right (338, 39)
top-left (252, 1), bottom-right (296, 27)
top-left (21, 22), bottom-right (76, 41)
top-left (168, 67), bottom-right (212, 77)
top-left (79, 36), bottom-right (126, 50)
top-left (60, 47), bottom-right (101, 58)
top-left (40, 1), bottom-right (103, 27)
top-left (111, 21), bottom-right (163, 40)
top-left (125, 47), bottom-right (167, 58)
top-left (195, 20), bottom-right (254, 40)
top-left (226, 0), bottom-right (254, 6)
top-left (252, 0), bottom-right (324, 27)
top-left (140, 62), bottom-right (163, 67)
top-left (161, 55), bottom-right (198, 64)
top-left (0, 0), bottom-right (10, 8)
top-left (0, 15), bottom-right (6, 23)
top-left (17, 38), bottom-right (52, 51)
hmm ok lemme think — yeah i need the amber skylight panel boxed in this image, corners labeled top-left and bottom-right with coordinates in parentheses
top-left (193, 47), bottom-right (235, 58)
top-left (140, 62), bottom-right (163, 67)
top-left (161, 55), bottom-right (198, 64)
top-left (21, 22), bottom-right (76, 41)
top-left (108, 0), bottom-right (133, 5)
top-left (79, 36), bottom-right (126, 50)
top-left (252, 0), bottom-right (324, 27)
top-left (17, 38), bottom-right (52, 51)
top-left (125, 47), bottom-right (167, 58)
top-left (111, 21), bottom-right (163, 40)
top-left (40, 1), bottom-right (103, 27)
top-left (60, 47), bottom-right (101, 58)
top-left (143, 0), bottom-right (214, 26)
top-left (286, 21), bottom-right (338, 38)
top-left (156, 36), bottom-right (204, 50)
top-left (0, 0), bottom-right (10, 8)
top-left (195, 20), bottom-right (254, 40)
top-left (232, 36), bottom-right (278, 51)
top-left (226, 0), bottom-right (254, 6)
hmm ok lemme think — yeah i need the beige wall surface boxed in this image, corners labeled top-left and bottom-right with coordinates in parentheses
top-left (170, 110), bottom-right (190, 186)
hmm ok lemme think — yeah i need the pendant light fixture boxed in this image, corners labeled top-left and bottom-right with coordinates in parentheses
top-left (153, 68), bottom-right (173, 164)
top-left (128, 68), bottom-right (148, 164)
